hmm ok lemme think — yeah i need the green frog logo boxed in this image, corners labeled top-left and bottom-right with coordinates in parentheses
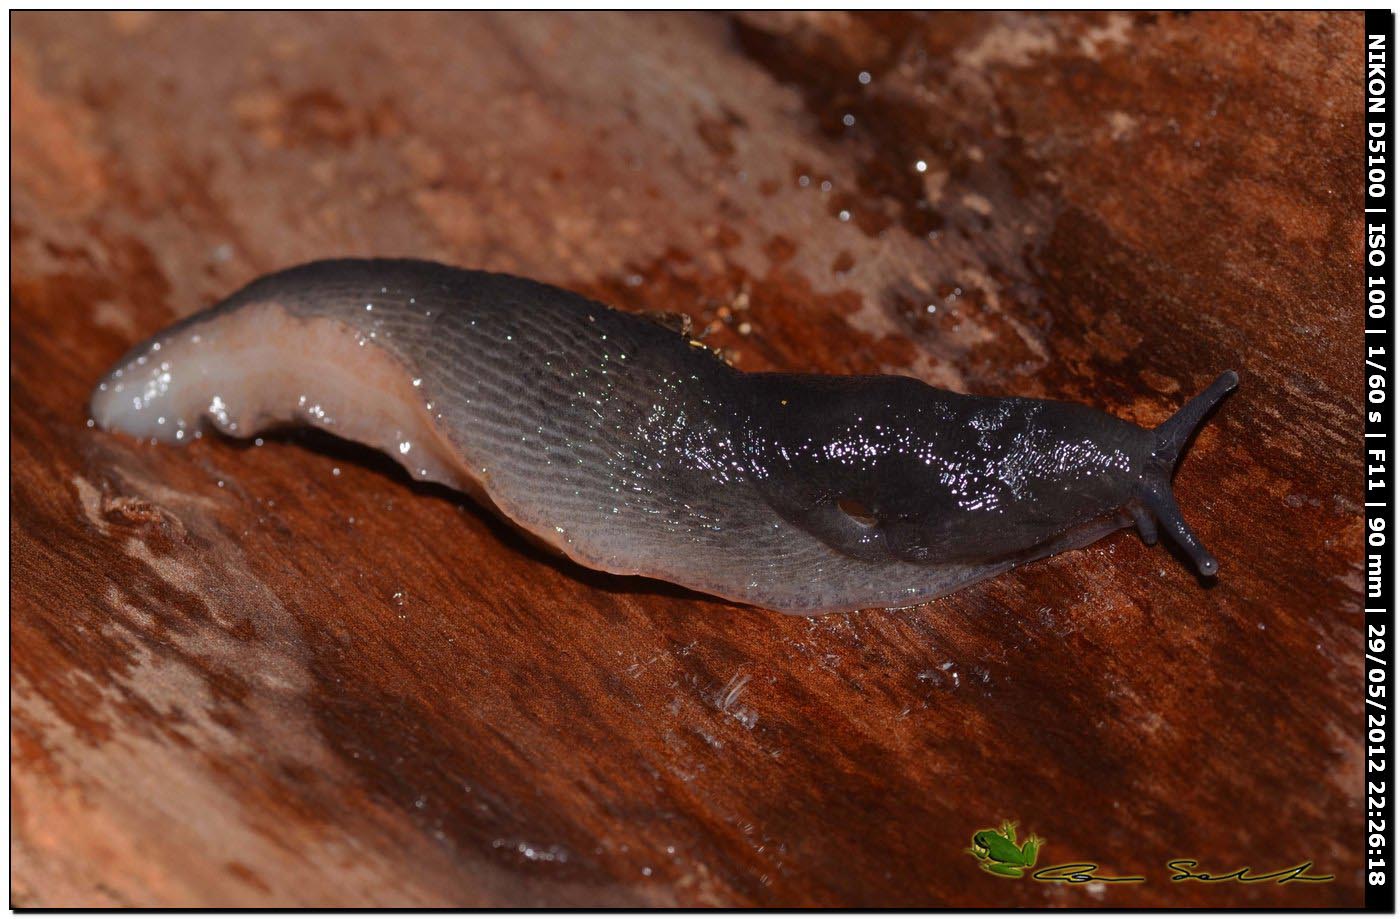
top-left (967, 821), bottom-right (1044, 878)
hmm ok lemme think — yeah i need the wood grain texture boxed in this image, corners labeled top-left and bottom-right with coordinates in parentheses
top-left (11, 11), bottom-right (1363, 907)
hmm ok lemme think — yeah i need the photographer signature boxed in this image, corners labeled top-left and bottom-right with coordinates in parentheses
top-left (968, 822), bottom-right (1333, 885)
top-left (1029, 860), bottom-right (1333, 885)
top-left (1027, 859), bottom-right (1334, 885)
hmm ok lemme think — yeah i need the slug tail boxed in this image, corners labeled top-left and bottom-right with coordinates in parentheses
top-left (1134, 370), bottom-right (1239, 577)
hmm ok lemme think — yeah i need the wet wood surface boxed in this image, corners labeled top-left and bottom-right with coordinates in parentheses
top-left (11, 11), bottom-right (1364, 907)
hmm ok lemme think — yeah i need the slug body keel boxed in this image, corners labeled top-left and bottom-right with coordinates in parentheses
top-left (91, 259), bottom-right (1236, 615)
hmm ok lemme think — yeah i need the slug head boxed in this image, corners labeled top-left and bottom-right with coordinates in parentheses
top-left (1128, 370), bottom-right (1239, 577)
top-left (741, 371), bottom-right (1237, 578)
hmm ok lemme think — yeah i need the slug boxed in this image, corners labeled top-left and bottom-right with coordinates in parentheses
top-left (89, 259), bottom-right (1237, 615)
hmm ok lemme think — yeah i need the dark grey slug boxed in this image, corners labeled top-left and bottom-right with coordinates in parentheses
top-left (90, 259), bottom-right (1237, 615)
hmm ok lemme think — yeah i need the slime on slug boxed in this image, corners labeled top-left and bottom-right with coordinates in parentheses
top-left (90, 259), bottom-right (1237, 615)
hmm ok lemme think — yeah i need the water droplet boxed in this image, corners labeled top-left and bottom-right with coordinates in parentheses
top-left (332, 467), bottom-right (341, 477)
top-left (915, 159), bottom-right (928, 173)
top-left (842, 113), bottom-right (855, 127)
top-left (858, 70), bottom-right (872, 85)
